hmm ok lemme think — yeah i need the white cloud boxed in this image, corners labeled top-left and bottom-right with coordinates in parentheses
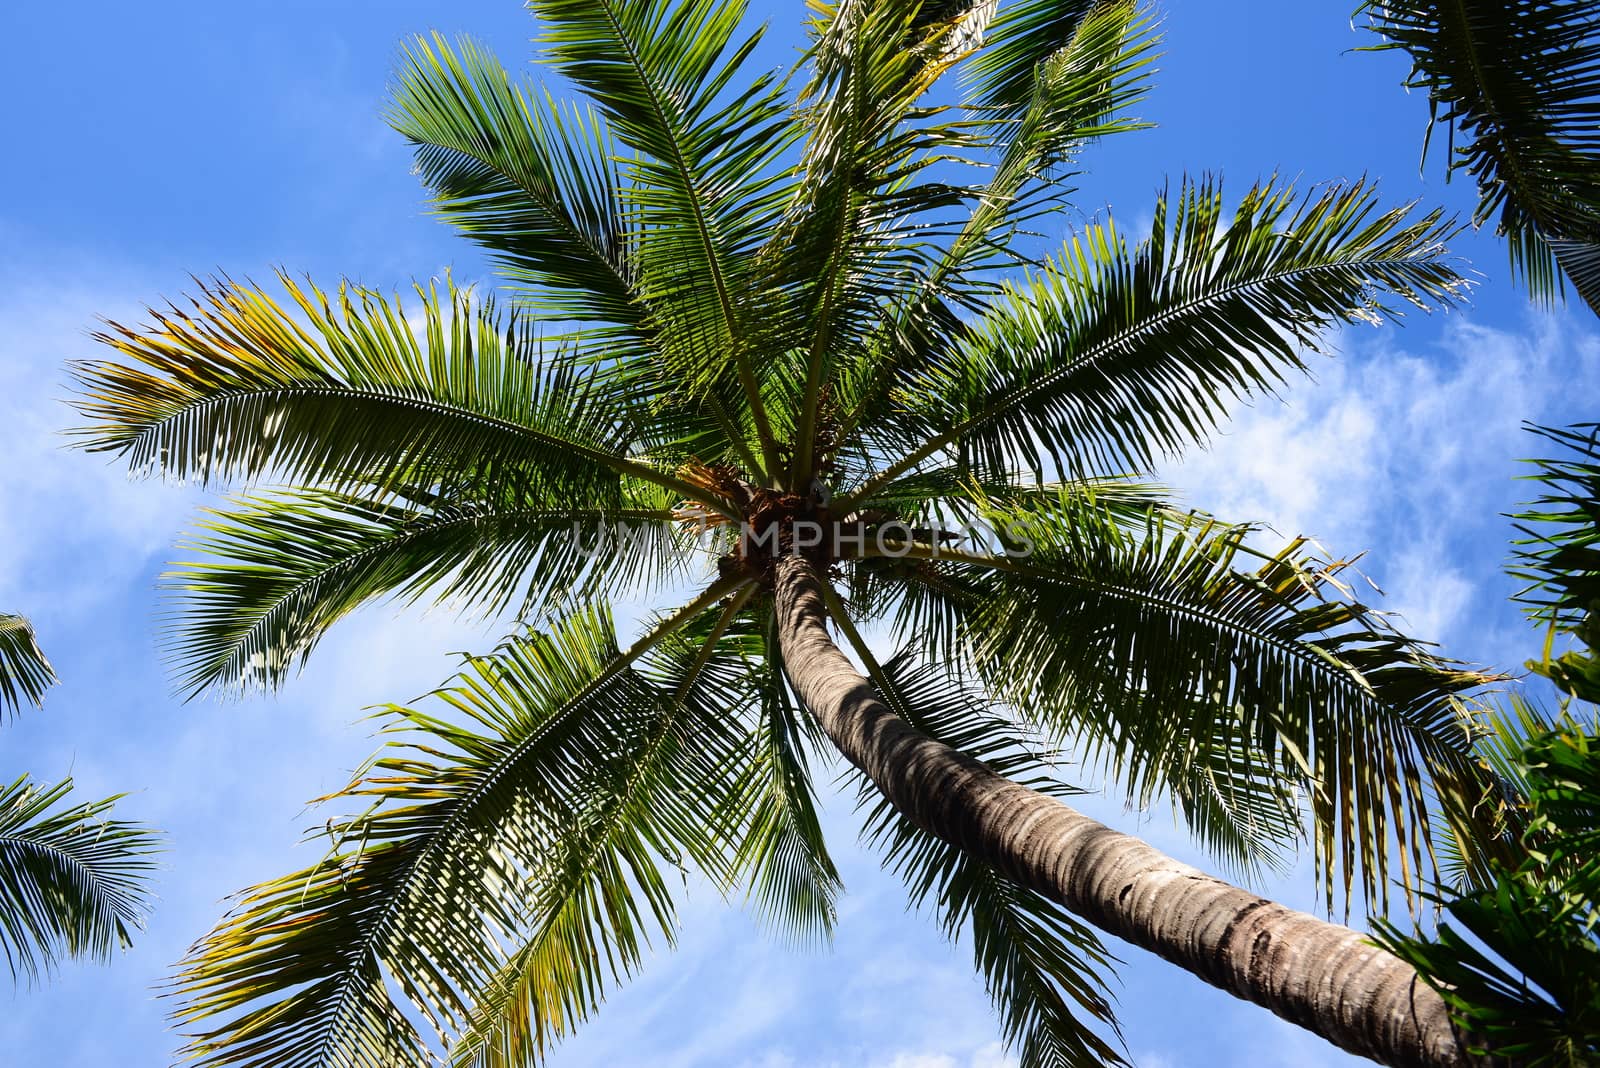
top-left (1162, 312), bottom-right (1600, 654)
top-left (967, 1043), bottom-right (1018, 1068)
top-left (737, 1042), bottom-right (1017, 1068)
top-left (0, 280), bottom-right (191, 614)
top-left (1134, 1054), bottom-right (1179, 1068)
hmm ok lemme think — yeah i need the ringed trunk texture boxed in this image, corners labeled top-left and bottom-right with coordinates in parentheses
top-left (772, 555), bottom-right (1487, 1068)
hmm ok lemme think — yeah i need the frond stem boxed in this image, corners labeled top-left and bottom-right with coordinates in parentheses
top-left (121, 385), bottom-right (738, 519)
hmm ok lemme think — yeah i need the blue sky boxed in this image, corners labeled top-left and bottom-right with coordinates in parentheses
top-left (4, 2), bottom-right (1599, 1066)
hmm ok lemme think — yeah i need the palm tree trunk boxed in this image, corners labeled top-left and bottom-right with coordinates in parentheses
top-left (772, 555), bottom-right (1488, 1068)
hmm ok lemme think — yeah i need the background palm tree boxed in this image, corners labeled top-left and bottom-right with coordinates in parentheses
top-left (1375, 423), bottom-right (1600, 1066)
top-left (0, 613), bottom-right (159, 982)
top-left (1359, 1), bottom-right (1600, 314)
top-left (75, 1), bottom-right (1504, 1065)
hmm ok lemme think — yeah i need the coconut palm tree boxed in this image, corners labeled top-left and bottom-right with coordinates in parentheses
top-left (74, 1), bottom-right (1501, 1065)
top-left (0, 614), bottom-right (158, 982)
top-left (1359, 0), bottom-right (1600, 314)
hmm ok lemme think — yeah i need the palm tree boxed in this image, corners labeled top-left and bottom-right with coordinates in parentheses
top-left (73, 2), bottom-right (1501, 1065)
top-left (0, 613), bottom-right (159, 982)
top-left (1373, 423), bottom-right (1600, 1065)
top-left (1359, 1), bottom-right (1600, 314)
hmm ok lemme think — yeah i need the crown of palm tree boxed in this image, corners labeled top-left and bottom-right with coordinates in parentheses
top-left (72, 2), bottom-right (1496, 1065)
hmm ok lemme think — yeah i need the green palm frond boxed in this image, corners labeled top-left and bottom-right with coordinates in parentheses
top-left (812, 1), bottom-right (1159, 471)
top-left (0, 614), bottom-right (56, 717)
top-left (0, 775), bottom-right (160, 982)
top-left (777, 0), bottom-right (986, 481)
top-left (1551, 237), bottom-right (1600, 313)
top-left (968, 0), bottom-right (1105, 114)
top-left (840, 475), bottom-right (1182, 640)
top-left (529, 0), bottom-right (794, 472)
top-left (173, 594), bottom-right (755, 1068)
top-left (1430, 696), bottom-right (1555, 895)
top-left (529, 0), bottom-right (792, 247)
top-left (730, 607), bottom-right (841, 941)
top-left (1374, 719), bottom-right (1600, 1066)
top-left (1511, 423), bottom-right (1600, 703)
top-left (1360, 0), bottom-right (1600, 311)
top-left (1162, 716), bottom-right (1305, 881)
top-left (954, 0), bottom-right (1158, 277)
top-left (866, 490), bottom-right (1494, 910)
top-left (848, 176), bottom-right (1465, 499)
top-left (389, 35), bottom-right (640, 336)
top-left (853, 470), bottom-right (1174, 536)
top-left (72, 274), bottom-right (720, 511)
top-left (390, 25), bottom-right (763, 477)
top-left (853, 489), bottom-right (1297, 882)
top-left (163, 484), bottom-right (686, 697)
top-left (1378, 863), bottom-right (1600, 1068)
top-left (850, 649), bottom-right (1126, 1068)
top-left (449, 605), bottom-right (759, 1068)
top-left (1515, 417), bottom-right (1600, 621)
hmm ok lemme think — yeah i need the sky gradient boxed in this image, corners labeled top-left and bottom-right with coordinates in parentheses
top-left (4, 2), bottom-right (1598, 1066)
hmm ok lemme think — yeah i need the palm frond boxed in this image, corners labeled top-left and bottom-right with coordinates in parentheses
top-left (389, 35), bottom-right (641, 335)
top-left (847, 469), bottom-right (1175, 535)
top-left (729, 606), bottom-right (841, 941)
top-left (968, 0), bottom-right (1104, 114)
top-left (850, 648), bottom-right (1126, 1068)
top-left (1511, 423), bottom-right (1600, 628)
top-left (1509, 422), bottom-right (1600, 705)
top-left (388, 31), bottom-right (760, 472)
top-left (1373, 719), bottom-right (1600, 1066)
top-left (1361, 0), bottom-right (1600, 311)
top-left (1551, 237), bottom-right (1600, 314)
top-left (1083, 689), bottom-right (1306, 882)
top-left (449, 606), bottom-right (759, 1068)
top-left (163, 484), bottom-right (684, 697)
top-left (849, 176), bottom-right (1466, 501)
top-left (529, 0), bottom-right (794, 472)
top-left (840, 474), bottom-right (1182, 636)
top-left (776, 0), bottom-right (1003, 482)
top-left (1430, 695), bottom-right (1553, 895)
top-left (0, 614), bottom-right (56, 717)
top-left (777, 0), bottom-right (960, 479)
top-left (870, 490), bottom-right (1495, 911)
top-left (825, 0), bottom-right (1164, 460)
top-left (0, 776), bottom-right (160, 982)
top-left (173, 593), bottom-right (754, 1068)
top-left (73, 274), bottom-right (719, 511)
top-left (954, 0), bottom-right (1158, 276)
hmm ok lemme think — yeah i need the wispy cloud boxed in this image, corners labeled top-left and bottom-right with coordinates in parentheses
top-left (0, 279), bottom-right (187, 611)
top-left (1162, 312), bottom-right (1600, 658)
